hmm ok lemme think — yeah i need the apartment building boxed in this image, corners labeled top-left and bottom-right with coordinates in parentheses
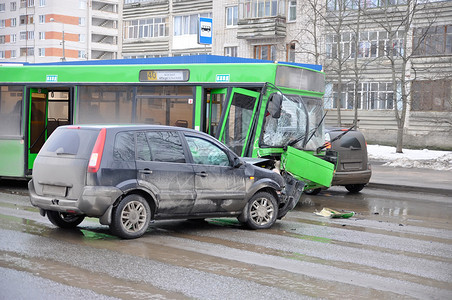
top-left (0, 0), bottom-right (122, 62)
top-left (122, 0), bottom-right (212, 58)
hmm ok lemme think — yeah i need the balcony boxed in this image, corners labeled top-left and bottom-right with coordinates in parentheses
top-left (237, 16), bottom-right (286, 40)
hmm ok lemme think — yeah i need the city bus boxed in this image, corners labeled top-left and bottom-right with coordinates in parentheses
top-left (0, 55), bottom-right (334, 194)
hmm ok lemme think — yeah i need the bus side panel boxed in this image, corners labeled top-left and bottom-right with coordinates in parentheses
top-left (0, 139), bottom-right (25, 177)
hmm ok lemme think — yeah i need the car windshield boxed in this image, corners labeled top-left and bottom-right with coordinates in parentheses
top-left (262, 92), bottom-right (325, 151)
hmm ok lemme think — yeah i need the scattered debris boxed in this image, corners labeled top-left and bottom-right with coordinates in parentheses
top-left (315, 208), bottom-right (355, 219)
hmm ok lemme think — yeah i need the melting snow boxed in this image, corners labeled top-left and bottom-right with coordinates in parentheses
top-left (367, 145), bottom-right (452, 171)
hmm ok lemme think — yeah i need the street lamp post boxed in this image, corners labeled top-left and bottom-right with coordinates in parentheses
top-left (50, 18), bottom-right (66, 61)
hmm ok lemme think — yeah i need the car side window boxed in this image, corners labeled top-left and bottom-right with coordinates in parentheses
top-left (146, 131), bottom-right (186, 163)
top-left (113, 132), bottom-right (135, 161)
top-left (186, 136), bottom-right (230, 166)
top-left (136, 132), bottom-right (152, 161)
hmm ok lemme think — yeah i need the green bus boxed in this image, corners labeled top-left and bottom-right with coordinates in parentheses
top-left (0, 55), bottom-right (333, 192)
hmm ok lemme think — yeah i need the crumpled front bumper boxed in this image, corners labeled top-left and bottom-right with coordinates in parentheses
top-left (277, 173), bottom-right (305, 219)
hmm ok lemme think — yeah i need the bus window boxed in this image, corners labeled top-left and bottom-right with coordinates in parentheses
top-left (0, 86), bottom-right (23, 136)
top-left (220, 88), bottom-right (260, 156)
top-left (79, 86), bottom-right (134, 124)
top-left (136, 86), bottom-right (194, 127)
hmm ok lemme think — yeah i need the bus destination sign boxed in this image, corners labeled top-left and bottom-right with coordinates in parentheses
top-left (139, 69), bottom-right (189, 82)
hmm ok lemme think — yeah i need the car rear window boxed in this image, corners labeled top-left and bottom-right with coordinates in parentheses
top-left (39, 127), bottom-right (99, 159)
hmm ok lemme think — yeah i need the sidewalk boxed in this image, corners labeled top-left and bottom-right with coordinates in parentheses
top-left (368, 162), bottom-right (452, 195)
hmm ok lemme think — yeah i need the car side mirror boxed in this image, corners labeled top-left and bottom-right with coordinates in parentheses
top-left (267, 93), bottom-right (282, 118)
top-left (233, 157), bottom-right (243, 168)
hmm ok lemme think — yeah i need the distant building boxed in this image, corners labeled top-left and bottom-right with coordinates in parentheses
top-left (122, 0), bottom-right (212, 58)
top-left (0, 0), bottom-right (122, 62)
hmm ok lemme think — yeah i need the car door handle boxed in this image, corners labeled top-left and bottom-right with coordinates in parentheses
top-left (140, 169), bottom-right (153, 174)
top-left (196, 172), bottom-right (208, 177)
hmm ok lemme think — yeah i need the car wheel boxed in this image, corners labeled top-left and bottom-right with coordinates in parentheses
top-left (245, 192), bottom-right (278, 230)
top-left (110, 194), bottom-right (151, 239)
top-left (304, 188), bottom-right (321, 195)
top-left (47, 211), bottom-right (85, 229)
top-left (345, 184), bottom-right (365, 193)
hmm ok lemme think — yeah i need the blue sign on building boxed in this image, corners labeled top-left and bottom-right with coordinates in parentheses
top-left (198, 17), bottom-right (213, 45)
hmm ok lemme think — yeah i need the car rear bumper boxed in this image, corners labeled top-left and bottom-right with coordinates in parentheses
top-left (28, 180), bottom-right (122, 216)
top-left (332, 169), bottom-right (372, 186)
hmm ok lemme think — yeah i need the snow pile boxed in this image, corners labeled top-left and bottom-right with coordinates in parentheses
top-left (367, 145), bottom-right (452, 171)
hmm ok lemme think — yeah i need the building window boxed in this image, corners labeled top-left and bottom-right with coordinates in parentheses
top-left (78, 50), bottom-right (86, 58)
top-left (286, 42), bottom-right (295, 62)
top-left (224, 46), bottom-right (238, 57)
top-left (0, 36), bottom-right (5, 44)
top-left (329, 82), bottom-right (394, 110)
top-left (27, 31), bottom-right (34, 40)
top-left (174, 13), bottom-right (211, 36)
top-left (20, 31), bottom-right (26, 40)
top-left (10, 2), bottom-right (16, 11)
top-left (239, 0), bottom-right (285, 19)
top-left (288, 0), bottom-right (296, 21)
top-left (412, 80), bottom-right (452, 111)
top-left (10, 18), bottom-right (16, 27)
top-left (326, 31), bottom-right (404, 59)
top-left (0, 51), bottom-right (5, 59)
top-left (21, 0), bottom-right (34, 8)
top-left (0, 3), bottom-right (5, 12)
top-left (124, 17), bottom-right (169, 39)
top-left (20, 15), bottom-right (34, 25)
top-left (226, 6), bottom-right (238, 27)
top-left (11, 33), bottom-right (16, 43)
top-left (79, 0), bottom-right (86, 9)
top-left (39, 15), bottom-right (45, 24)
top-left (11, 49), bottom-right (16, 58)
top-left (79, 17), bottom-right (85, 26)
top-left (327, 0), bottom-right (408, 11)
top-left (39, 0), bottom-right (46, 7)
top-left (38, 48), bottom-right (45, 57)
top-left (0, 20), bottom-right (5, 28)
top-left (413, 25), bottom-right (452, 56)
top-left (79, 34), bottom-right (85, 42)
top-left (20, 47), bottom-right (34, 56)
top-left (39, 32), bottom-right (45, 40)
top-left (254, 44), bottom-right (276, 61)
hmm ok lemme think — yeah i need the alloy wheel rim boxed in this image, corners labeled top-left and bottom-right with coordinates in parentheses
top-left (121, 201), bottom-right (147, 232)
top-left (250, 197), bottom-right (274, 226)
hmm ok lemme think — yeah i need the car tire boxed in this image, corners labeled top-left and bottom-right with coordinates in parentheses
top-left (304, 188), bottom-right (321, 195)
top-left (345, 184), bottom-right (365, 193)
top-left (47, 211), bottom-right (85, 229)
top-left (244, 192), bottom-right (278, 230)
top-left (110, 194), bottom-right (151, 239)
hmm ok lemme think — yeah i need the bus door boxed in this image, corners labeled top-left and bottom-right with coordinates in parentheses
top-left (28, 88), bottom-right (70, 170)
top-left (205, 88), bottom-right (227, 136)
top-left (218, 88), bottom-right (260, 157)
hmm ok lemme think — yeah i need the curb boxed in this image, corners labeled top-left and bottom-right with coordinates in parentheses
top-left (367, 182), bottom-right (451, 196)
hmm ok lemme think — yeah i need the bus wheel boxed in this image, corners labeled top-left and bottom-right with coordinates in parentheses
top-left (110, 194), bottom-right (150, 239)
top-left (244, 192), bottom-right (277, 230)
top-left (47, 211), bottom-right (85, 228)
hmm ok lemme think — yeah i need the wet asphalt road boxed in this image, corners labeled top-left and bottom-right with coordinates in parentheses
top-left (0, 180), bottom-right (451, 299)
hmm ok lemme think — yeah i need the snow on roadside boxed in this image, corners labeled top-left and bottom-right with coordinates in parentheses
top-left (367, 145), bottom-right (452, 171)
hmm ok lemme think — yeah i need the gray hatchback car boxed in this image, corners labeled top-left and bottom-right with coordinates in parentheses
top-left (29, 125), bottom-right (296, 239)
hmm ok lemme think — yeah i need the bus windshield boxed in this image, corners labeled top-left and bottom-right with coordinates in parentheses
top-left (262, 93), bottom-right (324, 151)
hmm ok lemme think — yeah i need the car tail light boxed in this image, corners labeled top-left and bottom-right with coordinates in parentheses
top-left (88, 128), bottom-right (106, 173)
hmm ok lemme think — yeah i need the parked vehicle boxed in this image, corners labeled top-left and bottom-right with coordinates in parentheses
top-left (29, 125), bottom-right (303, 239)
top-left (304, 127), bottom-right (372, 195)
